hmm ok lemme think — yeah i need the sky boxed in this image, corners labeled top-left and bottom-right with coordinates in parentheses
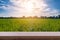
top-left (0, 0), bottom-right (60, 17)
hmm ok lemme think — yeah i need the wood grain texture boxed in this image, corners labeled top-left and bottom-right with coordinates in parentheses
top-left (0, 36), bottom-right (60, 40)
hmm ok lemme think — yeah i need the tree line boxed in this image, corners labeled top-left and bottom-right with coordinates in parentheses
top-left (0, 15), bottom-right (60, 19)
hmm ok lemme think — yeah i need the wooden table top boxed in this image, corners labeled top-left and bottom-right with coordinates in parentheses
top-left (0, 36), bottom-right (60, 40)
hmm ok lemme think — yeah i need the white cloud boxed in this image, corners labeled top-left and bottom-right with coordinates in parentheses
top-left (2, 0), bottom-right (59, 17)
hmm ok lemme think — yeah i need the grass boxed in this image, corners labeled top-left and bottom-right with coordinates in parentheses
top-left (0, 18), bottom-right (60, 32)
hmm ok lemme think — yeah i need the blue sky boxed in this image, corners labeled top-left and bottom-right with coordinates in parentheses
top-left (45, 0), bottom-right (60, 11)
top-left (0, 0), bottom-right (60, 17)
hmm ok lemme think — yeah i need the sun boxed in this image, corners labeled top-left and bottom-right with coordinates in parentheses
top-left (26, 2), bottom-right (33, 11)
top-left (21, 0), bottom-right (40, 16)
top-left (24, 1), bottom-right (33, 12)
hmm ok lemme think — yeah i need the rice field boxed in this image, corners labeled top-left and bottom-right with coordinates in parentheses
top-left (0, 18), bottom-right (60, 32)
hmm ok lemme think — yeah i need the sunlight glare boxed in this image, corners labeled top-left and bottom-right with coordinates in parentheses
top-left (23, 1), bottom-right (33, 12)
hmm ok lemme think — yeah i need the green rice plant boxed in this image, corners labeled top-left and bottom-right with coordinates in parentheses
top-left (0, 19), bottom-right (60, 32)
